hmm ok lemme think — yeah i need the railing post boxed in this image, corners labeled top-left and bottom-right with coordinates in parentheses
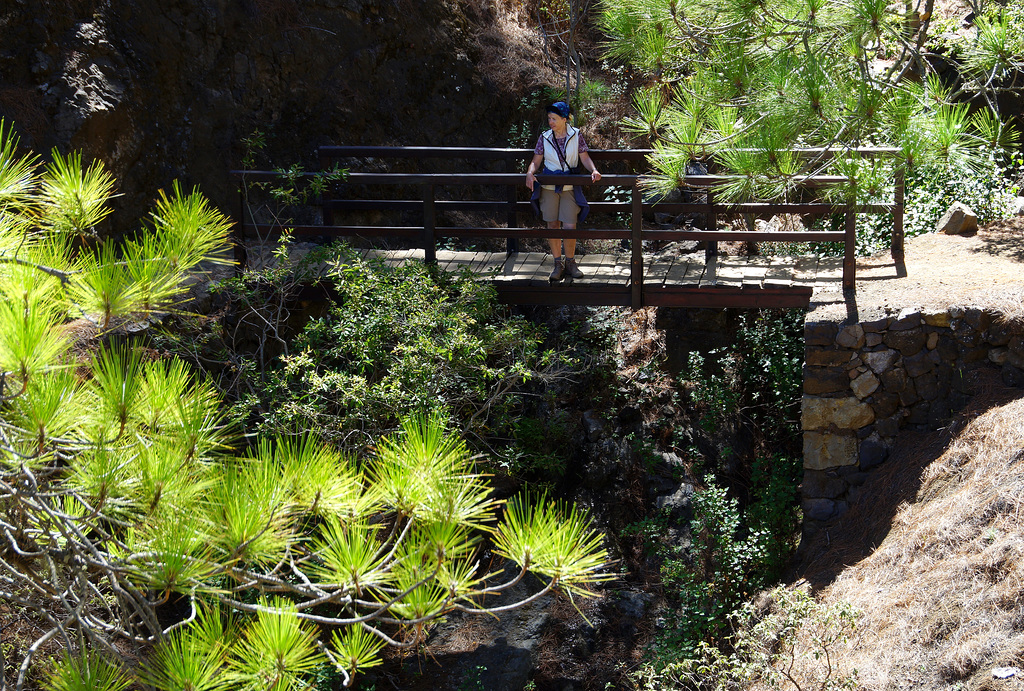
top-left (318, 149), bottom-right (334, 228)
top-left (235, 180), bottom-right (248, 271)
top-left (705, 187), bottom-right (718, 260)
top-left (631, 183), bottom-right (643, 309)
top-left (892, 163), bottom-right (905, 262)
top-left (844, 209), bottom-right (856, 291)
top-left (423, 183), bottom-right (436, 264)
top-left (504, 158), bottom-right (519, 256)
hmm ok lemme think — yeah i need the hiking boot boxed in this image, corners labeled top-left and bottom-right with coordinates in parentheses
top-left (564, 257), bottom-right (584, 280)
top-left (549, 257), bottom-right (565, 283)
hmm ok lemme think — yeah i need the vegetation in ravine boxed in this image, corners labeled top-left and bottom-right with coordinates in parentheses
top-left (610, 304), bottom-right (809, 685)
top-left (0, 121), bottom-right (613, 690)
top-left (632, 587), bottom-right (861, 690)
top-left (231, 253), bottom-right (550, 454)
top-left (645, 311), bottom-right (805, 660)
top-left (618, 305), bottom-right (858, 689)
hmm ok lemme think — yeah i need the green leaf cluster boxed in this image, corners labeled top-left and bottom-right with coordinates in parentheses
top-left (633, 587), bottom-right (860, 690)
top-left (238, 253), bottom-right (551, 454)
top-left (683, 310), bottom-right (803, 448)
top-left (654, 482), bottom-right (773, 659)
top-left (853, 151), bottom-right (1020, 254)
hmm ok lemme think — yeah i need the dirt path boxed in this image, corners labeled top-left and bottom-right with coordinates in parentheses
top-left (809, 217), bottom-right (1024, 323)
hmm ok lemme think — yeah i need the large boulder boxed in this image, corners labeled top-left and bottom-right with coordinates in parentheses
top-left (936, 202), bottom-right (979, 235)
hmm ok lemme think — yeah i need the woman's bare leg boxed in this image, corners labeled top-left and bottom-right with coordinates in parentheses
top-left (562, 234), bottom-right (577, 258)
top-left (547, 221), bottom-right (563, 257)
top-left (561, 228), bottom-right (583, 279)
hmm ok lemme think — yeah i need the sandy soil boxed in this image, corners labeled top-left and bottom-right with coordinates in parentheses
top-left (808, 217), bottom-right (1024, 323)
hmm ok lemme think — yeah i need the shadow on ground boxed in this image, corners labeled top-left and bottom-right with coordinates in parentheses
top-left (796, 368), bottom-right (1024, 592)
top-left (973, 218), bottom-right (1024, 263)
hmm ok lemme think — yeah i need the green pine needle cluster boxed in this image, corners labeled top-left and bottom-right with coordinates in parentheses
top-left (599, 0), bottom-right (1021, 203)
top-left (0, 120), bottom-right (612, 689)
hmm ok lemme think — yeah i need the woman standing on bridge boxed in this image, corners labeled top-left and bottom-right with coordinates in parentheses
top-left (525, 101), bottom-right (602, 283)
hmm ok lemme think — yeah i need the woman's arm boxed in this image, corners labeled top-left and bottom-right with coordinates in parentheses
top-left (525, 153), bottom-right (544, 191)
top-left (579, 151), bottom-right (602, 183)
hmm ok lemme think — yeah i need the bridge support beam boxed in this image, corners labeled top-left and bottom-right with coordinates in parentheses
top-left (631, 186), bottom-right (643, 309)
top-left (422, 184), bottom-right (436, 264)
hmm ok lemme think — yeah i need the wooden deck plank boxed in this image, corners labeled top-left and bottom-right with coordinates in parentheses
top-left (465, 251), bottom-right (492, 273)
top-left (664, 256), bottom-right (693, 285)
top-left (436, 250), bottom-right (475, 273)
top-left (741, 256), bottom-right (771, 288)
top-left (434, 249), bottom-right (456, 270)
top-left (323, 248), bottom-right (837, 308)
top-left (697, 255), bottom-right (720, 287)
top-left (526, 253), bottom-right (555, 286)
top-left (682, 256), bottom-right (708, 285)
top-left (479, 253), bottom-right (508, 275)
top-left (390, 249), bottom-right (424, 268)
top-left (614, 256), bottom-right (633, 286)
top-left (583, 255), bottom-right (629, 286)
top-left (495, 251), bottom-right (531, 279)
top-left (492, 253), bottom-right (522, 281)
top-left (497, 252), bottom-right (546, 283)
top-left (716, 258), bottom-right (747, 288)
top-left (589, 255), bottom-right (626, 284)
top-left (644, 255), bottom-right (675, 287)
top-left (792, 256), bottom-right (820, 287)
top-left (573, 254), bottom-right (611, 284)
top-left (763, 255), bottom-right (799, 287)
top-left (444, 251), bottom-right (479, 273)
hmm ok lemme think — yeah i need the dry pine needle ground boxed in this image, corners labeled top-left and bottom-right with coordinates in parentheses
top-left (792, 373), bottom-right (1024, 691)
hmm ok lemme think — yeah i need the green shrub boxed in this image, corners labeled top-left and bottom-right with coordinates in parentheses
top-left (654, 482), bottom-right (772, 660)
top-left (234, 252), bottom-right (550, 454)
top-left (682, 309), bottom-right (803, 451)
top-left (684, 349), bottom-right (741, 434)
top-left (745, 454), bottom-right (802, 583)
top-left (511, 411), bottom-right (573, 478)
top-left (853, 153), bottom-right (1019, 255)
top-left (635, 588), bottom-right (860, 691)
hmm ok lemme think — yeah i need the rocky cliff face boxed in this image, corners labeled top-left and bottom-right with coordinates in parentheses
top-left (1, 0), bottom-right (540, 232)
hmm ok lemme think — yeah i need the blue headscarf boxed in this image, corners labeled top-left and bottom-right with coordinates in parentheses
top-left (546, 101), bottom-right (571, 119)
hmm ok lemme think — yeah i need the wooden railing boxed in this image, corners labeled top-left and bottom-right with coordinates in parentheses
top-left (231, 146), bottom-right (904, 305)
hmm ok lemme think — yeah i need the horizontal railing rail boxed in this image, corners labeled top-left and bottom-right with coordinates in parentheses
top-left (231, 146), bottom-right (906, 306)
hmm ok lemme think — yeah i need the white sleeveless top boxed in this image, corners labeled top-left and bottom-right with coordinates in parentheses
top-left (540, 125), bottom-right (580, 191)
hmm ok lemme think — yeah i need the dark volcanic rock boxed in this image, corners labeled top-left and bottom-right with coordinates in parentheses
top-left (0, 0), bottom-right (534, 234)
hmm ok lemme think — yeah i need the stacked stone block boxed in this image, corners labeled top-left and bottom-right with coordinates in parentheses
top-left (801, 306), bottom-right (1024, 527)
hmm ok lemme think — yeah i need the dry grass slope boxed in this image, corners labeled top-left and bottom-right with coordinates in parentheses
top-left (794, 371), bottom-right (1024, 690)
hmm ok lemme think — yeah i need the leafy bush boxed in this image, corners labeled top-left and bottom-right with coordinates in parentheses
top-left (654, 483), bottom-right (771, 659)
top-left (512, 411), bottom-right (574, 478)
top-left (683, 349), bottom-right (741, 434)
top-left (634, 587), bottom-right (860, 690)
top-left (233, 250), bottom-right (572, 463)
top-left (682, 309), bottom-right (803, 451)
top-left (855, 153), bottom-right (1020, 255)
top-left (745, 453), bottom-right (802, 583)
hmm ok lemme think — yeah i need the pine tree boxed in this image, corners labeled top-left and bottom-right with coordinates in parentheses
top-left (0, 121), bottom-right (612, 690)
top-left (598, 0), bottom-right (1021, 202)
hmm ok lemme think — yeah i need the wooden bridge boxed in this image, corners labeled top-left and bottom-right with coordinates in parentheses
top-left (232, 146), bottom-right (905, 309)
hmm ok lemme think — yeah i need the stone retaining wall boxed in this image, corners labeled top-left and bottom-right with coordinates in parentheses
top-left (801, 306), bottom-right (1024, 530)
